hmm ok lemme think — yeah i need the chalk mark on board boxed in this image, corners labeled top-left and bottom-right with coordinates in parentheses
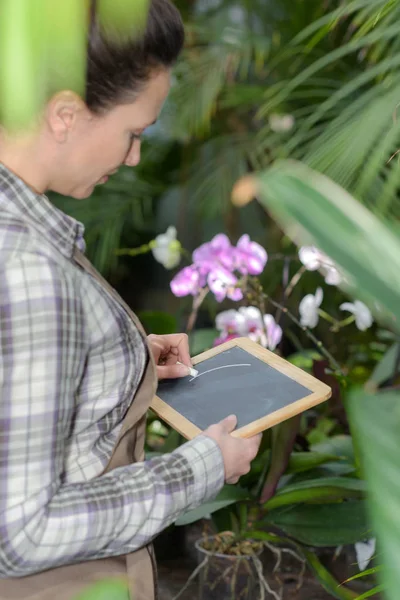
top-left (189, 363), bottom-right (251, 382)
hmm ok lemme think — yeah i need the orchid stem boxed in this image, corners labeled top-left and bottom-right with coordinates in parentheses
top-left (186, 287), bottom-right (209, 334)
top-left (284, 265), bottom-right (306, 299)
top-left (116, 243), bottom-right (151, 257)
top-left (318, 309), bottom-right (337, 325)
top-left (249, 279), bottom-right (343, 376)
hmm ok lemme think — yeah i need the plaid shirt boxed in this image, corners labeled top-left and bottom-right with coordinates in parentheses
top-left (0, 164), bottom-right (224, 578)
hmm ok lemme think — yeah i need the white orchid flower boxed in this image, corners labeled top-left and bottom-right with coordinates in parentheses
top-left (340, 300), bottom-right (373, 331)
top-left (238, 306), bottom-right (264, 333)
top-left (298, 246), bottom-right (322, 271)
top-left (299, 288), bottom-right (323, 329)
top-left (299, 246), bottom-right (342, 286)
top-left (215, 309), bottom-right (246, 335)
top-left (151, 226), bottom-right (181, 269)
top-left (216, 306), bottom-right (283, 352)
top-left (355, 539), bottom-right (376, 572)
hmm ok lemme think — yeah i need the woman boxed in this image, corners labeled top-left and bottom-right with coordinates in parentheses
top-left (0, 1), bottom-right (261, 599)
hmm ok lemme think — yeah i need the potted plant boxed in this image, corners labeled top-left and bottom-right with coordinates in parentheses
top-left (195, 531), bottom-right (263, 600)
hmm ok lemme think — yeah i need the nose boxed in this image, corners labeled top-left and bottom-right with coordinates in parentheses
top-left (124, 138), bottom-right (141, 167)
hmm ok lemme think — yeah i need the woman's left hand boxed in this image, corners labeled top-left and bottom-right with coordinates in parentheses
top-left (147, 333), bottom-right (193, 380)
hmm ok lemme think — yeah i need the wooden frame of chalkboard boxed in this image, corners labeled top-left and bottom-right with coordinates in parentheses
top-left (151, 337), bottom-right (332, 439)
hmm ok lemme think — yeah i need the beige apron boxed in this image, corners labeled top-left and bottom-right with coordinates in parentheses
top-left (0, 249), bottom-right (159, 600)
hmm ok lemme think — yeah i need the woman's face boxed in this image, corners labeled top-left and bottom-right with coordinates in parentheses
top-left (49, 69), bottom-right (171, 199)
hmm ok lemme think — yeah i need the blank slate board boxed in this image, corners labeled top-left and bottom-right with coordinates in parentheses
top-left (151, 337), bottom-right (331, 439)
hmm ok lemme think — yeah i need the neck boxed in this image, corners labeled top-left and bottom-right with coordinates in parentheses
top-left (0, 133), bottom-right (51, 194)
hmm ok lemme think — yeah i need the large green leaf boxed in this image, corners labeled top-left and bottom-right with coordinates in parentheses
top-left (287, 451), bottom-right (341, 473)
top-left (175, 485), bottom-right (248, 526)
top-left (0, 0), bottom-right (45, 128)
top-left (349, 390), bottom-right (400, 600)
top-left (249, 160), bottom-right (400, 324)
top-left (0, 0), bottom-right (151, 129)
top-left (264, 477), bottom-right (366, 510)
top-left (263, 500), bottom-right (370, 547)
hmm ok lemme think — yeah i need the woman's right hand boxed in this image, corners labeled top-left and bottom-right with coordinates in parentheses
top-left (203, 415), bottom-right (262, 484)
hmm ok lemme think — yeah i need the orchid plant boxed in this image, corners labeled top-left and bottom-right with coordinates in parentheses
top-left (119, 228), bottom-right (374, 368)
top-left (145, 230), bottom-right (374, 364)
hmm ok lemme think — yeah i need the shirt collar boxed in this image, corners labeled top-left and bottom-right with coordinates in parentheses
top-left (0, 163), bottom-right (86, 258)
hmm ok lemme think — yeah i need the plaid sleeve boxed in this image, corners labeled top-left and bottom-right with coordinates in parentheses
top-left (0, 252), bottom-right (224, 577)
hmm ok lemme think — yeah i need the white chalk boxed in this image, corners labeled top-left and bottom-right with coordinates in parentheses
top-left (177, 362), bottom-right (199, 378)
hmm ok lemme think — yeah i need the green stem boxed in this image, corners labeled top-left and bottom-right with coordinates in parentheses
top-left (248, 279), bottom-right (344, 376)
top-left (318, 308), bottom-right (337, 325)
top-left (115, 243), bottom-right (152, 257)
top-left (336, 315), bottom-right (355, 328)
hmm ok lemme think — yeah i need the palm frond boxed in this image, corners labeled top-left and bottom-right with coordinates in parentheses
top-left (187, 134), bottom-right (251, 217)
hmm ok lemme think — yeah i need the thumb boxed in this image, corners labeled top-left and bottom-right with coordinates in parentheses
top-left (220, 414), bottom-right (238, 433)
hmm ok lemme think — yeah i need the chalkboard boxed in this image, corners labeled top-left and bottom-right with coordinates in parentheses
top-left (151, 337), bottom-right (331, 439)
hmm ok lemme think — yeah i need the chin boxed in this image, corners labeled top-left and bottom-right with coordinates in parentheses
top-left (74, 190), bottom-right (94, 200)
top-left (49, 182), bottom-right (94, 200)
top-left (68, 186), bottom-right (95, 200)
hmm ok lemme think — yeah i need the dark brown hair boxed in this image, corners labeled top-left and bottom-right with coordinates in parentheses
top-left (86, 0), bottom-right (184, 112)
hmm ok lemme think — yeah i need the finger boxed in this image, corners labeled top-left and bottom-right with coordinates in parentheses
top-left (157, 363), bottom-right (191, 380)
top-left (175, 334), bottom-right (192, 367)
top-left (219, 414), bottom-right (237, 433)
top-left (147, 338), bottom-right (164, 361)
top-left (150, 334), bottom-right (192, 367)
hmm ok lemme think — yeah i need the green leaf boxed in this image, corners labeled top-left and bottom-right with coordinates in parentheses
top-left (302, 548), bottom-right (358, 599)
top-left (175, 485), bottom-right (248, 526)
top-left (263, 501), bottom-right (370, 547)
top-left (189, 328), bottom-right (218, 355)
top-left (0, 0), bottom-right (43, 129)
top-left (0, 0), bottom-right (87, 130)
top-left (275, 477), bottom-right (366, 495)
top-left (74, 579), bottom-right (129, 600)
top-left (137, 311), bottom-right (177, 335)
top-left (264, 477), bottom-right (366, 510)
top-left (42, 0), bottom-right (87, 98)
top-left (355, 584), bottom-right (385, 600)
top-left (345, 565), bottom-right (383, 583)
top-left (368, 343), bottom-right (399, 388)
top-left (311, 435), bottom-right (355, 463)
top-left (252, 160), bottom-right (400, 323)
top-left (348, 390), bottom-right (400, 600)
top-left (287, 452), bottom-right (342, 474)
top-left (288, 350), bottom-right (323, 371)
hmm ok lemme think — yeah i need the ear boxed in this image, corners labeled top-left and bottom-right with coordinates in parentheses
top-left (45, 91), bottom-right (90, 143)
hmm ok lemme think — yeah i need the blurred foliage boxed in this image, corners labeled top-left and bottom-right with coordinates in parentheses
top-left (0, 0), bottom-right (150, 130)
